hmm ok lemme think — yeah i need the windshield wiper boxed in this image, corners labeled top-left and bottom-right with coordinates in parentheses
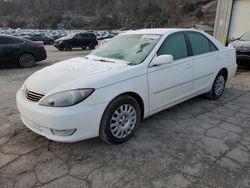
top-left (91, 58), bottom-right (116, 64)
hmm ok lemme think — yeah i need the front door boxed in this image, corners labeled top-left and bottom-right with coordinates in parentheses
top-left (148, 32), bottom-right (194, 113)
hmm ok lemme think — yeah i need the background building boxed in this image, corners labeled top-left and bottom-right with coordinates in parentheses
top-left (214, 0), bottom-right (250, 44)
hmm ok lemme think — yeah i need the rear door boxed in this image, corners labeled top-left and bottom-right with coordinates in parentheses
top-left (79, 34), bottom-right (91, 46)
top-left (186, 31), bottom-right (221, 94)
top-left (0, 36), bottom-right (22, 65)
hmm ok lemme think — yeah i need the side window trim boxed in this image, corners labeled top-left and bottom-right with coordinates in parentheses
top-left (183, 32), bottom-right (193, 56)
top-left (157, 31), bottom-right (189, 60)
top-left (209, 41), bottom-right (219, 52)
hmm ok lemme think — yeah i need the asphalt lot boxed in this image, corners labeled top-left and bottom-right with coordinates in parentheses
top-left (0, 45), bottom-right (250, 188)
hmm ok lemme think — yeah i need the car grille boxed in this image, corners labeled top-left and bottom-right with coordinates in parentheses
top-left (25, 90), bottom-right (44, 102)
top-left (237, 50), bottom-right (250, 56)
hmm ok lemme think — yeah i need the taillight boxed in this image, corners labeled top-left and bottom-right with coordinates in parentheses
top-left (37, 43), bottom-right (44, 48)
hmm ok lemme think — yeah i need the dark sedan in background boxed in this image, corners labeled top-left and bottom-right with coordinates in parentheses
top-left (229, 31), bottom-right (250, 65)
top-left (24, 34), bottom-right (54, 45)
top-left (0, 35), bottom-right (47, 68)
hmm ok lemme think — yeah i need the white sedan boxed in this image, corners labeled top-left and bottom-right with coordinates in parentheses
top-left (16, 29), bottom-right (237, 144)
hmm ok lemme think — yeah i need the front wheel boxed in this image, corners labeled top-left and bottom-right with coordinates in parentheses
top-left (65, 44), bottom-right (72, 51)
top-left (100, 95), bottom-right (141, 144)
top-left (205, 72), bottom-right (226, 100)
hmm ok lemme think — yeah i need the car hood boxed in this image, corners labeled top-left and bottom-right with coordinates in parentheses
top-left (56, 35), bottom-right (73, 41)
top-left (231, 40), bottom-right (250, 51)
top-left (24, 56), bottom-right (139, 95)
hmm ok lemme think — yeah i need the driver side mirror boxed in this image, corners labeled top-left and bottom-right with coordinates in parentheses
top-left (152, 55), bottom-right (173, 66)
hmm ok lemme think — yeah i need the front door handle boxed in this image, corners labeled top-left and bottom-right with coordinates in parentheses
top-left (216, 55), bottom-right (221, 60)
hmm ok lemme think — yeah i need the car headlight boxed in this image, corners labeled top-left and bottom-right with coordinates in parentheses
top-left (21, 84), bottom-right (26, 91)
top-left (39, 89), bottom-right (95, 107)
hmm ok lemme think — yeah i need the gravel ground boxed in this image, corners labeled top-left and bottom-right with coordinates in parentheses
top-left (0, 46), bottom-right (250, 188)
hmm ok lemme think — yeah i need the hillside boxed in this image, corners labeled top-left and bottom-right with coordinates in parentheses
top-left (0, 0), bottom-right (216, 29)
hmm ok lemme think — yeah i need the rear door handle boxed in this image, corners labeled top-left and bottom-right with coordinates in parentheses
top-left (185, 63), bottom-right (192, 69)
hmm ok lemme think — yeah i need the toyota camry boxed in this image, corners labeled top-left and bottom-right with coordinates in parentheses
top-left (16, 29), bottom-right (237, 144)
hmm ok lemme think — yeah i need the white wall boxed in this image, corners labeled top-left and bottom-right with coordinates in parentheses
top-left (228, 0), bottom-right (250, 39)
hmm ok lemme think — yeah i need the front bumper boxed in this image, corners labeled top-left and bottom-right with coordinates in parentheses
top-left (16, 89), bottom-right (107, 142)
top-left (54, 43), bottom-right (63, 49)
top-left (236, 50), bottom-right (250, 61)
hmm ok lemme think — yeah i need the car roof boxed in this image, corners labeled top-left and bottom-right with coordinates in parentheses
top-left (0, 34), bottom-right (32, 42)
top-left (121, 28), bottom-right (197, 35)
top-left (77, 32), bottom-right (95, 35)
top-left (0, 34), bottom-right (22, 39)
top-left (120, 28), bottom-right (226, 50)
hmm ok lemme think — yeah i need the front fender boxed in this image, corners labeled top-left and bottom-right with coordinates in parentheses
top-left (85, 73), bottom-right (149, 118)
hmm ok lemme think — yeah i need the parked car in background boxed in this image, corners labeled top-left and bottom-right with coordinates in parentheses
top-left (100, 38), bottom-right (111, 46)
top-left (229, 31), bottom-right (250, 65)
top-left (17, 29), bottom-right (237, 144)
top-left (24, 34), bottom-right (54, 45)
top-left (54, 32), bottom-right (98, 51)
top-left (95, 31), bottom-right (119, 40)
top-left (0, 35), bottom-right (47, 68)
top-left (50, 33), bottom-right (66, 40)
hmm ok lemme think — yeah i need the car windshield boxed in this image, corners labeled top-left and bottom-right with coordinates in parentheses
top-left (61, 33), bottom-right (75, 40)
top-left (92, 34), bottom-right (161, 65)
top-left (240, 31), bottom-right (250, 41)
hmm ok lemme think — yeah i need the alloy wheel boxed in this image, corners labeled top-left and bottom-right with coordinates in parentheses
top-left (214, 75), bottom-right (225, 96)
top-left (110, 104), bottom-right (137, 139)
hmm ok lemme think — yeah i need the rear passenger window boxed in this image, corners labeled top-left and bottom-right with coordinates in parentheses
top-left (0, 37), bottom-right (16, 45)
top-left (188, 32), bottom-right (211, 55)
top-left (80, 34), bottom-right (90, 39)
top-left (158, 33), bottom-right (188, 60)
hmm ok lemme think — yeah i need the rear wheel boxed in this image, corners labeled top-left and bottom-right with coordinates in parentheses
top-left (88, 43), bottom-right (95, 50)
top-left (205, 71), bottom-right (226, 100)
top-left (19, 53), bottom-right (35, 68)
top-left (100, 95), bottom-right (141, 144)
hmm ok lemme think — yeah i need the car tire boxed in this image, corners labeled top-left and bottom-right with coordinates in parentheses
top-left (100, 95), bottom-right (141, 144)
top-left (81, 46), bottom-right (87, 50)
top-left (19, 53), bottom-right (35, 68)
top-left (88, 43), bottom-right (95, 50)
top-left (65, 44), bottom-right (72, 51)
top-left (58, 47), bottom-right (64, 51)
top-left (205, 71), bottom-right (226, 100)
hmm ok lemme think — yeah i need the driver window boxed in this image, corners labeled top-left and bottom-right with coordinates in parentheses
top-left (157, 33), bottom-right (188, 60)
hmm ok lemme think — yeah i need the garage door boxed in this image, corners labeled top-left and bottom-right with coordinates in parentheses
top-left (228, 0), bottom-right (250, 39)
